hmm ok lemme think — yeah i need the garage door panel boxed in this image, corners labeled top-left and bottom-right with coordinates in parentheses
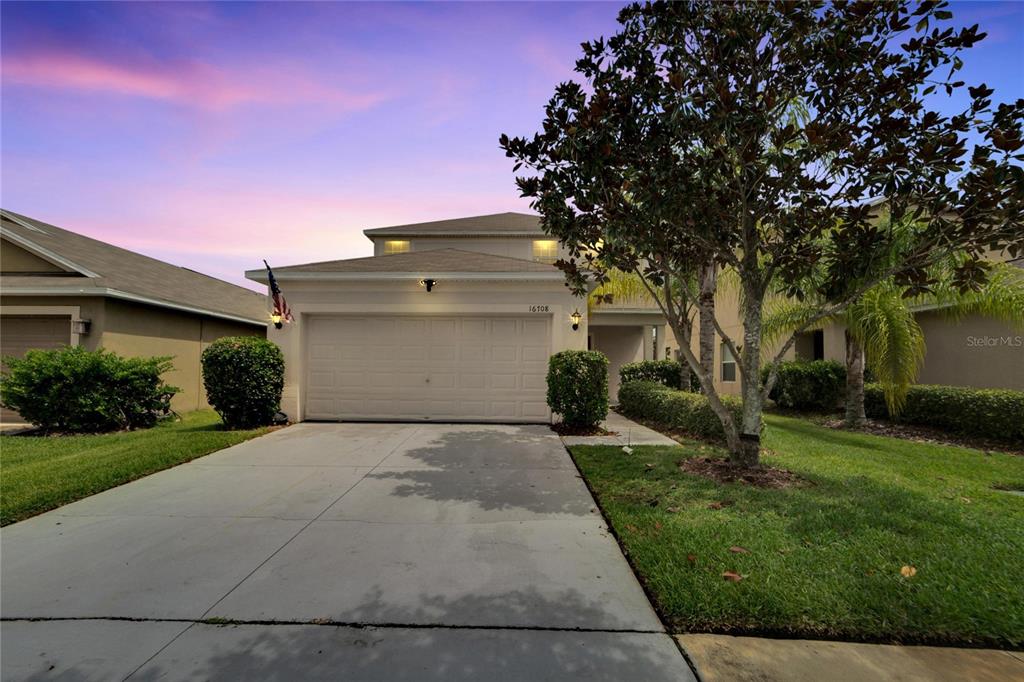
top-left (305, 315), bottom-right (550, 422)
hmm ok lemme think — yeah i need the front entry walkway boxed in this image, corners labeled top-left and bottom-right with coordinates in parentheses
top-left (1, 423), bottom-right (694, 680)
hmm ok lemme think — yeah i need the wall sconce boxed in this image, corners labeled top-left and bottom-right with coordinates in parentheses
top-left (419, 278), bottom-right (436, 292)
top-left (72, 319), bottom-right (91, 335)
top-left (570, 309), bottom-right (582, 331)
top-left (270, 313), bottom-right (283, 330)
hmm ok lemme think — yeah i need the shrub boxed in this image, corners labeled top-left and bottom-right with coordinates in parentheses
top-left (864, 383), bottom-right (1024, 443)
top-left (620, 359), bottom-right (703, 392)
top-left (0, 346), bottom-right (177, 433)
top-left (547, 350), bottom-right (609, 427)
top-left (202, 336), bottom-right (285, 429)
top-left (618, 381), bottom-right (751, 443)
top-left (762, 360), bottom-right (845, 412)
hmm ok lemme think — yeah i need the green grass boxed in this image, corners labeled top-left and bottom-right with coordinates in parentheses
top-left (571, 414), bottom-right (1024, 648)
top-left (1, 410), bottom-right (271, 526)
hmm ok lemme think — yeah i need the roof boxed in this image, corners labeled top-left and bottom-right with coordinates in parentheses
top-left (1, 209), bottom-right (267, 325)
top-left (246, 248), bottom-right (562, 281)
top-left (363, 212), bottom-right (544, 237)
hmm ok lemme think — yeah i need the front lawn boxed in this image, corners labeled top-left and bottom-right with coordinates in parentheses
top-left (571, 414), bottom-right (1024, 648)
top-left (1, 410), bottom-right (272, 526)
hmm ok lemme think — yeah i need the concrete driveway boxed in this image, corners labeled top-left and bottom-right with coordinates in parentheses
top-left (1, 423), bottom-right (694, 681)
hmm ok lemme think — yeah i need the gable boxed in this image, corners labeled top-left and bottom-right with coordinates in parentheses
top-left (0, 237), bottom-right (72, 274)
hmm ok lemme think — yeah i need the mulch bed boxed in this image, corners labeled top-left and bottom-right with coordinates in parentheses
top-left (550, 423), bottom-right (617, 437)
top-left (679, 456), bottom-right (808, 489)
top-left (820, 417), bottom-right (1024, 456)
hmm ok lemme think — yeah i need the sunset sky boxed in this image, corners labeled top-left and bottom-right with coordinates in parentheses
top-left (2, 1), bottom-right (1022, 290)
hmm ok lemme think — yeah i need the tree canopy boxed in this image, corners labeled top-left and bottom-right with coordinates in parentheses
top-left (502, 0), bottom-right (1024, 466)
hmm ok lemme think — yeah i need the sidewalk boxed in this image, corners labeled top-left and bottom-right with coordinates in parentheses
top-left (560, 411), bottom-right (677, 447)
top-left (678, 634), bottom-right (1024, 682)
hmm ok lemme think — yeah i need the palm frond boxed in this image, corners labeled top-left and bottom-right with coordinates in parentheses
top-left (915, 262), bottom-right (1024, 330)
top-left (761, 298), bottom-right (836, 352)
top-left (845, 282), bottom-right (926, 415)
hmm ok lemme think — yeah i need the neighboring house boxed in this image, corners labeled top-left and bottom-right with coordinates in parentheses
top-left (0, 209), bottom-right (268, 421)
top-left (247, 212), bottom-right (668, 423)
top-left (706, 252), bottom-right (1024, 396)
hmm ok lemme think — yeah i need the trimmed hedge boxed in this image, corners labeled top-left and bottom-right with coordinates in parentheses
top-left (620, 359), bottom-right (701, 392)
top-left (864, 383), bottom-right (1024, 444)
top-left (618, 381), bottom-right (748, 443)
top-left (0, 346), bottom-right (177, 433)
top-left (202, 336), bottom-right (285, 429)
top-left (762, 360), bottom-right (845, 412)
top-left (547, 350), bottom-right (609, 427)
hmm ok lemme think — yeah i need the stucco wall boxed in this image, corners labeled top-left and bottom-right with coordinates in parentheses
top-left (589, 325), bottom-right (645, 401)
top-left (264, 278), bottom-right (586, 421)
top-left (100, 299), bottom-right (264, 411)
top-left (371, 236), bottom-right (569, 262)
top-left (913, 311), bottom-right (1023, 390)
top-left (1, 239), bottom-right (66, 273)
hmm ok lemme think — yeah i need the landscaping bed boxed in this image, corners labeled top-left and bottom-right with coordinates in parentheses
top-left (570, 414), bottom-right (1024, 648)
top-left (0, 410), bottom-right (274, 526)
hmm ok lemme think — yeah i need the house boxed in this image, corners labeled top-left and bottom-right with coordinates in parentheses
top-left (0, 209), bottom-right (268, 420)
top-left (246, 212), bottom-right (667, 423)
top-left (249, 210), bottom-right (1022, 424)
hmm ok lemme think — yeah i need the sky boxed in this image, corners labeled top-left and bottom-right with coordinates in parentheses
top-left (2, 1), bottom-right (1022, 290)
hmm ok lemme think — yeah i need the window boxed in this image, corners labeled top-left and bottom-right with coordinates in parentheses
top-left (721, 342), bottom-right (737, 382)
top-left (794, 330), bottom-right (825, 361)
top-left (532, 240), bottom-right (558, 264)
top-left (383, 240), bottom-right (410, 255)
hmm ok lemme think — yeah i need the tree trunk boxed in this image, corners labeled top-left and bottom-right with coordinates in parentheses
top-left (844, 331), bottom-right (866, 428)
top-left (672, 319), bottom-right (693, 391)
top-left (734, 293), bottom-right (765, 468)
top-left (698, 261), bottom-right (716, 390)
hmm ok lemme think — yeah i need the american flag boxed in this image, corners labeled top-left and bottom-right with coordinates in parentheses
top-left (263, 260), bottom-right (293, 327)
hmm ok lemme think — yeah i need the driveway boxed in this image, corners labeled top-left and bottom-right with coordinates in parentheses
top-left (1, 423), bottom-right (694, 681)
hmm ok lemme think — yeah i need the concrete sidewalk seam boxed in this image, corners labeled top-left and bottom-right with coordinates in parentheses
top-left (1, 616), bottom-right (668, 635)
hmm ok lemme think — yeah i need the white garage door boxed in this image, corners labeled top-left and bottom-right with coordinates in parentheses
top-left (305, 315), bottom-right (551, 422)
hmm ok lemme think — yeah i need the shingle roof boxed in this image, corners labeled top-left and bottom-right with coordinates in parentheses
top-left (363, 212), bottom-right (544, 237)
top-left (260, 248), bottom-right (560, 276)
top-left (1, 210), bottom-right (267, 324)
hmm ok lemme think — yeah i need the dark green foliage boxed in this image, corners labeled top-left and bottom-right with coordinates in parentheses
top-left (202, 336), bottom-right (284, 429)
top-left (546, 350), bottom-right (609, 427)
top-left (0, 346), bottom-right (177, 433)
top-left (620, 359), bottom-right (700, 391)
top-left (762, 360), bottom-right (845, 412)
top-left (618, 381), bottom-right (749, 443)
top-left (864, 383), bottom-right (1024, 443)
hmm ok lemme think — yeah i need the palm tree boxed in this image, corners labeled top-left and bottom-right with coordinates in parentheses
top-left (764, 261), bottom-right (1024, 427)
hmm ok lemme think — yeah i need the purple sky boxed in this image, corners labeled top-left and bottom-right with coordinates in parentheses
top-left (2, 1), bottom-right (1022, 290)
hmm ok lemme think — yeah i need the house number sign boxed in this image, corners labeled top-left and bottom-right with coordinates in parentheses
top-left (528, 305), bottom-right (550, 313)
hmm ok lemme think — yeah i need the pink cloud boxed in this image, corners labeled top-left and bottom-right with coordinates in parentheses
top-left (2, 50), bottom-right (390, 113)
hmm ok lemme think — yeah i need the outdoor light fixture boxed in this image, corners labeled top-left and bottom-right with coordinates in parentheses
top-left (270, 313), bottom-right (283, 329)
top-left (71, 319), bottom-right (91, 335)
top-left (570, 309), bottom-right (582, 331)
top-left (419, 278), bottom-right (436, 292)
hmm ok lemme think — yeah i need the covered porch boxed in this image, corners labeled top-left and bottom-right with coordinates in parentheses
top-left (587, 309), bottom-right (670, 402)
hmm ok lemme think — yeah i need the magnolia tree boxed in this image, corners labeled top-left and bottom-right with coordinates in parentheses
top-left (502, 0), bottom-right (1024, 467)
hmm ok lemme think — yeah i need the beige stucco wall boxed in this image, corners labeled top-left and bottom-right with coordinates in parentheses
top-left (264, 278), bottom-right (586, 421)
top-left (1, 239), bottom-right (66, 273)
top-left (101, 299), bottom-right (264, 411)
top-left (2, 294), bottom-right (264, 413)
top-left (0, 295), bottom-right (106, 351)
top-left (371, 236), bottom-right (569, 263)
top-left (913, 311), bottom-right (1023, 390)
top-left (589, 325), bottom-right (645, 401)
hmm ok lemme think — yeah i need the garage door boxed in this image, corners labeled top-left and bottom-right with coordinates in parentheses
top-left (305, 315), bottom-right (551, 422)
top-left (1, 315), bottom-right (71, 423)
